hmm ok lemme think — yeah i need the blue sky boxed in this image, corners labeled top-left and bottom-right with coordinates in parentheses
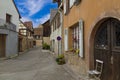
top-left (14, 0), bottom-right (57, 27)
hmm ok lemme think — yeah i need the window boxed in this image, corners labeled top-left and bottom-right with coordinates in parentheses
top-left (114, 22), bottom-right (120, 46)
top-left (6, 13), bottom-right (12, 23)
top-left (57, 13), bottom-right (61, 28)
top-left (72, 26), bottom-right (79, 49)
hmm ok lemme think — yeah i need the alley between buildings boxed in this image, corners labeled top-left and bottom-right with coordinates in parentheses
top-left (0, 47), bottom-right (75, 80)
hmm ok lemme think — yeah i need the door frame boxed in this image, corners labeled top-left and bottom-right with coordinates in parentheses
top-left (89, 17), bottom-right (120, 79)
top-left (89, 17), bottom-right (120, 68)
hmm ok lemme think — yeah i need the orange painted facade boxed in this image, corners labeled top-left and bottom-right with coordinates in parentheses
top-left (63, 0), bottom-right (120, 76)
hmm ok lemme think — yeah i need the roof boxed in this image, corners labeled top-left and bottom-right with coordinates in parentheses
top-left (34, 28), bottom-right (42, 35)
top-left (42, 20), bottom-right (50, 26)
top-left (50, 9), bottom-right (58, 23)
top-left (24, 21), bottom-right (33, 30)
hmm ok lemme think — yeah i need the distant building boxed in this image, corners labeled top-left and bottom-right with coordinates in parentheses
top-left (50, 8), bottom-right (63, 55)
top-left (42, 20), bottom-right (51, 45)
top-left (18, 21), bottom-right (28, 52)
top-left (33, 25), bottom-right (43, 47)
top-left (24, 21), bottom-right (34, 49)
top-left (0, 0), bottom-right (21, 58)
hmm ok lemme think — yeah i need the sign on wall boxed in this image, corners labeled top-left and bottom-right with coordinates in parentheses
top-left (79, 19), bottom-right (84, 58)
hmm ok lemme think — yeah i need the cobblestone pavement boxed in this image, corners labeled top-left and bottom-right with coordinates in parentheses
top-left (0, 47), bottom-right (75, 80)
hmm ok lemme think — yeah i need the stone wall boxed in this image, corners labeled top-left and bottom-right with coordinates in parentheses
top-left (43, 37), bottom-right (50, 45)
top-left (35, 40), bottom-right (42, 47)
top-left (65, 52), bottom-right (87, 76)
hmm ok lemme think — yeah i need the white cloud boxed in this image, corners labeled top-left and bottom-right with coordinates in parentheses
top-left (15, 0), bottom-right (56, 27)
top-left (35, 14), bottom-right (50, 24)
top-left (18, 7), bottom-right (25, 13)
top-left (20, 17), bottom-right (31, 22)
top-left (17, 0), bottom-right (50, 16)
top-left (20, 14), bottom-right (50, 27)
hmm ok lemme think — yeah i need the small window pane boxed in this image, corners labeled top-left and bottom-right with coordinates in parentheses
top-left (114, 22), bottom-right (120, 46)
top-left (95, 22), bottom-right (108, 48)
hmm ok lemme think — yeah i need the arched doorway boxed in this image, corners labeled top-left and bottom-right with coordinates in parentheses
top-left (94, 18), bottom-right (120, 80)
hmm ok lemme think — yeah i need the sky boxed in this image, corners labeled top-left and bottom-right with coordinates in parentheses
top-left (14, 0), bottom-right (58, 27)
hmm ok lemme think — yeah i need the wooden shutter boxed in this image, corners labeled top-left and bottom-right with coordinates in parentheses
top-left (70, 0), bottom-right (75, 8)
top-left (66, 0), bottom-right (69, 14)
top-left (79, 19), bottom-right (84, 58)
top-left (64, 28), bottom-right (68, 51)
top-left (64, 0), bottom-right (67, 14)
top-left (64, 0), bottom-right (69, 14)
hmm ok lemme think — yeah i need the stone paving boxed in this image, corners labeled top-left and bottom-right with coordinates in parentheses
top-left (0, 47), bottom-right (75, 80)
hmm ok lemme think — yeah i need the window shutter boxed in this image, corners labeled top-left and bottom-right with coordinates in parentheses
top-left (70, 0), bottom-right (75, 8)
top-left (64, 0), bottom-right (66, 14)
top-left (64, 28), bottom-right (68, 51)
top-left (64, 0), bottom-right (69, 14)
top-left (70, 0), bottom-right (72, 8)
top-left (79, 19), bottom-right (84, 58)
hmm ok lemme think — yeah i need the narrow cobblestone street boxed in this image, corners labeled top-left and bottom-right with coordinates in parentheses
top-left (0, 47), bottom-right (75, 80)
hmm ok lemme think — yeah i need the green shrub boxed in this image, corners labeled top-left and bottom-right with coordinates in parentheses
top-left (56, 54), bottom-right (66, 65)
top-left (58, 54), bottom-right (64, 59)
top-left (42, 43), bottom-right (50, 50)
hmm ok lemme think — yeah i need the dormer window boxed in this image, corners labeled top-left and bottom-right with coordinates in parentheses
top-left (6, 13), bottom-right (12, 23)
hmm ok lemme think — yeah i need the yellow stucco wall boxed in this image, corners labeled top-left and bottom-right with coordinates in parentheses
top-left (64, 0), bottom-right (120, 75)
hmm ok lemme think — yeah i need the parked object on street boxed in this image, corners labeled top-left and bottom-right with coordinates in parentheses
top-left (88, 59), bottom-right (103, 80)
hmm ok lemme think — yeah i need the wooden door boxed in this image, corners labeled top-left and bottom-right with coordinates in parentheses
top-left (94, 18), bottom-right (120, 80)
top-left (0, 34), bottom-right (6, 57)
top-left (18, 38), bottom-right (22, 52)
top-left (111, 19), bottom-right (120, 80)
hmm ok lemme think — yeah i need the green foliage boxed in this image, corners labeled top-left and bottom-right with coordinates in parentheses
top-left (58, 54), bottom-right (64, 59)
top-left (69, 48), bottom-right (76, 53)
top-left (75, 49), bottom-right (79, 54)
top-left (42, 43), bottom-right (50, 50)
top-left (56, 54), bottom-right (66, 65)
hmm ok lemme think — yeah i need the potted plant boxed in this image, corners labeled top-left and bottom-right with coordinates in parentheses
top-left (56, 54), bottom-right (66, 65)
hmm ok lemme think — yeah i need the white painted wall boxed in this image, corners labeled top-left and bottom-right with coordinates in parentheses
top-left (50, 11), bottom-right (62, 55)
top-left (0, 0), bottom-right (20, 58)
top-left (0, 0), bottom-right (20, 32)
top-left (6, 31), bottom-right (18, 57)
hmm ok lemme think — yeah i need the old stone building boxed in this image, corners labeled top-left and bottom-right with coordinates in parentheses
top-left (50, 8), bottom-right (63, 56)
top-left (42, 20), bottom-right (51, 45)
top-left (23, 21), bottom-right (34, 49)
top-left (18, 21), bottom-right (28, 52)
top-left (33, 25), bottom-right (43, 47)
top-left (59, 0), bottom-right (120, 80)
